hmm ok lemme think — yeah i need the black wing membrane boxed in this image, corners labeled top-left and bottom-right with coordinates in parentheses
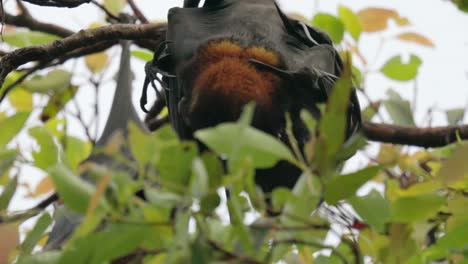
top-left (144, 0), bottom-right (360, 139)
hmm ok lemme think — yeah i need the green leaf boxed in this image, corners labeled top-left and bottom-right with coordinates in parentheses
top-left (8, 88), bottom-right (33, 112)
top-left (200, 152), bottom-right (224, 189)
top-left (452, 0), bottom-right (468, 12)
top-left (48, 164), bottom-right (108, 214)
top-left (200, 193), bottom-right (221, 215)
top-left (437, 220), bottom-right (468, 251)
top-left (0, 112), bottom-right (30, 149)
top-left (338, 5), bottom-right (362, 41)
top-left (227, 193), bottom-right (254, 255)
top-left (282, 172), bottom-right (322, 221)
top-left (0, 176), bottom-right (18, 210)
top-left (131, 50), bottom-right (153, 61)
top-left (352, 65), bottom-right (363, 87)
top-left (325, 166), bottom-right (380, 204)
top-left (60, 224), bottom-right (151, 264)
top-left (271, 187), bottom-right (292, 212)
top-left (24, 70), bottom-right (72, 94)
top-left (446, 108), bottom-right (465, 125)
top-left (64, 136), bottom-right (92, 172)
top-left (384, 223), bottom-right (418, 264)
top-left (361, 101), bottom-right (381, 122)
top-left (348, 190), bottom-right (391, 233)
top-left (312, 13), bottom-right (345, 43)
top-left (380, 55), bottom-right (422, 81)
top-left (314, 53), bottom-right (353, 174)
top-left (158, 142), bottom-right (198, 193)
top-left (40, 86), bottom-right (78, 122)
top-left (383, 89), bottom-right (415, 126)
top-left (191, 237), bottom-right (212, 264)
top-left (0, 149), bottom-right (17, 178)
top-left (391, 194), bottom-right (445, 222)
top-left (190, 157), bottom-right (209, 198)
top-left (2, 31), bottom-right (60, 48)
top-left (128, 121), bottom-right (163, 170)
top-left (29, 126), bottom-right (60, 171)
top-left (144, 188), bottom-right (182, 208)
top-left (17, 251), bottom-right (62, 264)
top-left (21, 213), bottom-right (52, 254)
top-left (195, 123), bottom-right (295, 170)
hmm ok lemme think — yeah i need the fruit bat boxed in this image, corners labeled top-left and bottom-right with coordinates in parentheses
top-left (143, 0), bottom-right (361, 192)
top-left (45, 39), bottom-right (148, 249)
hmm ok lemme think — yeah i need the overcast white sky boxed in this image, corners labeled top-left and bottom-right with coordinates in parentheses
top-left (3, 0), bottom-right (468, 211)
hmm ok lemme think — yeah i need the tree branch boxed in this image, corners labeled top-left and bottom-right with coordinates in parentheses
top-left (20, 0), bottom-right (92, 8)
top-left (127, 0), bottom-right (149, 24)
top-left (1, 15), bottom-right (466, 149)
top-left (0, 23), bottom-right (166, 97)
top-left (0, 10), bottom-right (74, 37)
top-left (362, 122), bottom-right (468, 148)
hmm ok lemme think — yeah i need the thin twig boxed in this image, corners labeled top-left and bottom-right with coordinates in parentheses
top-left (273, 239), bottom-right (349, 264)
top-left (0, 193), bottom-right (58, 224)
top-left (127, 0), bottom-right (148, 24)
top-left (69, 97), bottom-right (95, 144)
top-left (91, 0), bottom-right (120, 22)
top-left (207, 239), bottom-right (264, 264)
top-left (0, 23), bottom-right (167, 95)
top-left (0, 8), bottom-right (74, 37)
top-left (341, 236), bottom-right (362, 264)
top-left (0, 61), bottom-right (47, 103)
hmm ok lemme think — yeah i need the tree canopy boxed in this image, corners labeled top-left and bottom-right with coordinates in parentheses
top-left (0, 1), bottom-right (468, 263)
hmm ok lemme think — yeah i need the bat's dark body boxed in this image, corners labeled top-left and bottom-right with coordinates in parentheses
top-left (145, 0), bottom-right (361, 192)
top-left (46, 40), bottom-right (147, 249)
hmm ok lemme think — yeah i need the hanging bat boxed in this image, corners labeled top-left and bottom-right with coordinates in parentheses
top-left (142, 0), bottom-right (361, 193)
top-left (45, 39), bottom-right (148, 249)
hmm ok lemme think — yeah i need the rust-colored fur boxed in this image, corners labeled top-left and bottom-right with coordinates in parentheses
top-left (189, 40), bottom-right (282, 131)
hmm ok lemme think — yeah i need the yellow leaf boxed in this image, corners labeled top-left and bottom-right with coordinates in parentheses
top-left (85, 52), bottom-right (108, 73)
top-left (396, 32), bottom-right (435, 47)
top-left (376, 144), bottom-right (401, 165)
top-left (88, 23), bottom-right (105, 29)
top-left (86, 173), bottom-right (110, 218)
top-left (28, 176), bottom-right (55, 197)
top-left (0, 224), bottom-right (19, 264)
top-left (435, 144), bottom-right (468, 185)
top-left (37, 235), bottom-right (49, 247)
top-left (357, 7), bottom-right (410, 32)
top-left (103, 0), bottom-right (126, 16)
top-left (398, 181), bottom-right (441, 197)
top-left (8, 88), bottom-right (33, 112)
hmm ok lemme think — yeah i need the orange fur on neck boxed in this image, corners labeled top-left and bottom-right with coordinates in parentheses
top-left (190, 40), bottom-right (281, 118)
